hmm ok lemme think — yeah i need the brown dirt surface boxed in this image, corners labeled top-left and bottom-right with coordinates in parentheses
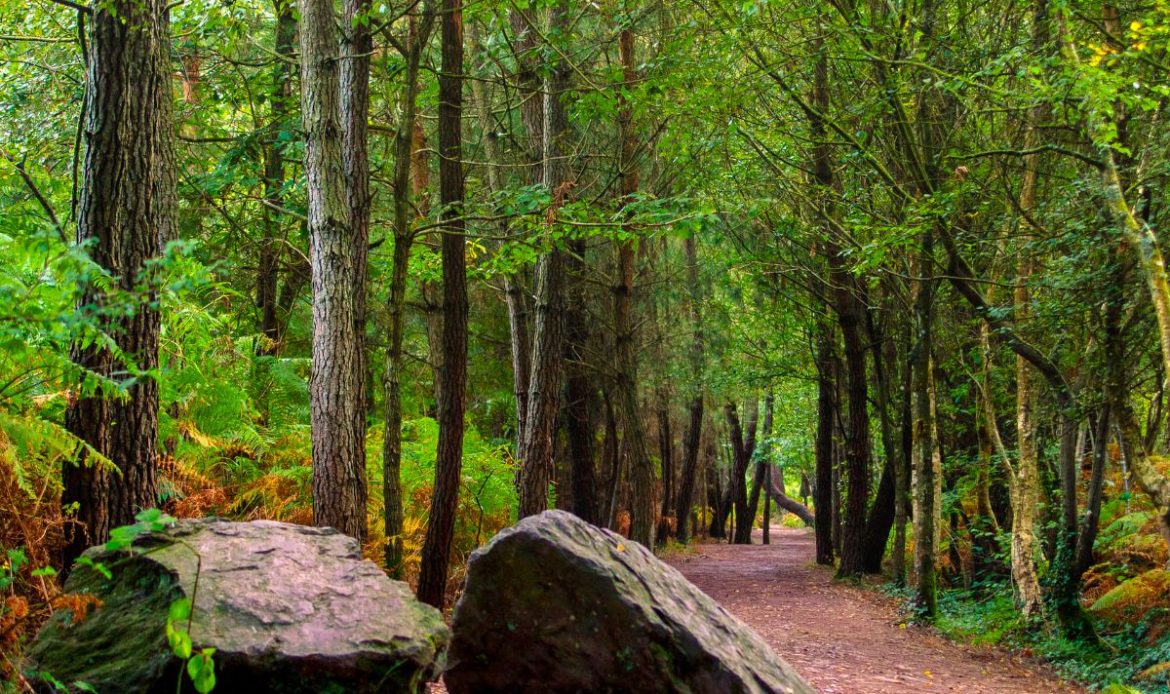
top-left (668, 526), bottom-right (1085, 693)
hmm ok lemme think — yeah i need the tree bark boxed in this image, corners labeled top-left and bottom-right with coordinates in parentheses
top-left (300, 0), bottom-right (367, 541)
top-left (518, 0), bottom-right (572, 517)
top-left (912, 228), bottom-right (939, 618)
top-left (417, 0), bottom-right (467, 607)
top-left (63, 0), bottom-right (175, 566)
top-left (726, 401), bottom-right (753, 544)
top-left (814, 320), bottom-right (836, 566)
top-left (656, 388), bottom-right (674, 543)
top-left (1074, 405), bottom-right (1110, 581)
top-left (769, 470), bottom-right (815, 526)
top-left (675, 235), bottom-right (705, 543)
top-left (342, 0), bottom-right (372, 419)
top-left (256, 0), bottom-right (296, 356)
top-left (810, 33), bottom-right (871, 576)
top-left (503, 7), bottom-right (543, 457)
top-left (613, 25), bottom-right (655, 548)
top-left (861, 301), bottom-right (900, 573)
top-left (382, 8), bottom-right (433, 576)
top-left (746, 392), bottom-right (775, 530)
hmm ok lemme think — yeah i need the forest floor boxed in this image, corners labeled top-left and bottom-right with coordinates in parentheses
top-left (669, 527), bottom-right (1085, 693)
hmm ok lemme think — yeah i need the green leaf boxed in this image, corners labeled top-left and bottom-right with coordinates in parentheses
top-left (188, 649), bottom-right (217, 693)
top-left (168, 627), bottom-right (192, 660)
top-left (74, 556), bottom-right (112, 581)
top-left (168, 598), bottom-right (192, 623)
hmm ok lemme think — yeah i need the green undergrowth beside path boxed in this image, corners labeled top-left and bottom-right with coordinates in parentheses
top-left (882, 582), bottom-right (1170, 693)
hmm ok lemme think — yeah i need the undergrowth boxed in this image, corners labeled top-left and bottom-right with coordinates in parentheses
top-left (923, 582), bottom-right (1170, 692)
top-left (0, 239), bottom-right (521, 684)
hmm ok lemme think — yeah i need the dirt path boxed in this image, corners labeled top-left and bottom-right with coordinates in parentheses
top-left (668, 527), bottom-right (1083, 694)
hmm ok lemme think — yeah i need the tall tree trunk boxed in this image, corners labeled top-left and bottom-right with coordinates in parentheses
top-left (809, 42), bottom-right (840, 568)
top-left (562, 238), bottom-right (596, 523)
top-left (417, 0), bottom-right (467, 607)
top-left (1074, 405), bottom-right (1110, 581)
top-left (505, 8), bottom-right (545, 461)
top-left (763, 462), bottom-right (772, 543)
top-left (809, 31), bottom-right (871, 577)
top-left (382, 9), bottom-right (433, 576)
top-left (1012, 274), bottom-right (1046, 617)
top-left (342, 0), bottom-right (372, 418)
top-left (257, 0), bottom-right (296, 356)
top-left (63, 0), bottom-right (175, 566)
top-left (1003, 0), bottom-right (1050, 617)
top-left (912, 222), bottom-right (939, 617)
top-left (893, 343), bottom-right (912, 584)
top-left (675, 235), bottom-right (705, 543)
top-left (746, 392), bottom-right (775, 528)
top-left (518, 0), bottom-right (572, 517)
top-left (613, 25), bottom-right (655, 548)
top-left (300, 0), bottom-right (367, 541)
top-left (832, 275), bottom-right (871, 578)
top-left (656, 389), bottom-right (674, 542)
top-left (814, 320), bottom-right (836, 566)
top-left (727, 401), bottom-right (754, 544)
top-left (504, 7), bottom-right (542, 456)
top-left (861, 303), bottom-right (899, 573)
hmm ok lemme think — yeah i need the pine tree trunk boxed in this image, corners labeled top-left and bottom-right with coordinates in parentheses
top-left (861, 304), bottom-right (899, 573)
top-left (300, 0), bottom-right (368, 541)
top-left (814, 321), bottom-right (836, 566)
top-left (382, 9), bottom-right (432, 576)
top-left (518, 0), bottom-right (573, 516)
top-left (504, 8), bottom-right (542, 458)
top-left (563, 294), bottom-right (597, 523)
top-left (63, 0), bottom-right (175, 567)
top-left (257, 0), bottom-right (296, 355)
top-left (726, 401), bottom-right (753, 545)
top-left (675, 235), bottom-right (705, 543)
top-left (656, 395), bottom-right (674, 542)
top-left (613, 25), bottom-right (655, 548)
top-left (746, 392), bottom-right (775, 529)
top-left (417, 0), bottom-right (467, 608)
top-left (342, 0), bottom-right (372, 417)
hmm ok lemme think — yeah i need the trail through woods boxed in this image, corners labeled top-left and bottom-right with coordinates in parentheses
top-left (670, 527), bottom-right (1084, 693)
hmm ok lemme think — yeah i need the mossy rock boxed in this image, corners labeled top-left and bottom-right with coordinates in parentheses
top-left (25, 519), bottom-right (448, 693)
top-left (445, 510), bottom-right (813, 694)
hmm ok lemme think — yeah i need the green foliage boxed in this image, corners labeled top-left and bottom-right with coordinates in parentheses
top-left (922, 580), bottom-right (1170, 692)
top-left (167, 598), bottom-right (217, 693)
top-left (103, 508), bottom-right (177, 552)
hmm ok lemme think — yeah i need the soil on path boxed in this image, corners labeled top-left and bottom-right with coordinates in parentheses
top-left (668, 527), bottom-right (1083, 694)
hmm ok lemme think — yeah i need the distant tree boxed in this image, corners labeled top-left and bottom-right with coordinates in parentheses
top-left (417, 0), bottom-right (468, 608)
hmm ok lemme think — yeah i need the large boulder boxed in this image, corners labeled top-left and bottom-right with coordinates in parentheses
top-left (445, 510), bottom-right (813, 694)
top-left (26, 519), bottom-right (447, 693)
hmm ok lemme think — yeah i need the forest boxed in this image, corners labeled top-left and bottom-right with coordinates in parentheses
top-left (2, 0), bottom-right (1170, 689)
